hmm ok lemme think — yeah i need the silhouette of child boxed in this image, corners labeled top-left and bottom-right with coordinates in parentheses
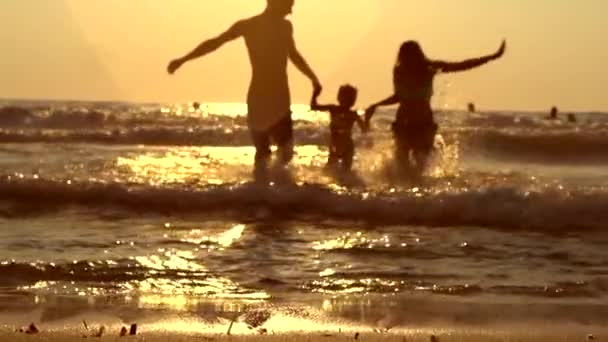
top-left (311, 85), bottom-right (365, 171)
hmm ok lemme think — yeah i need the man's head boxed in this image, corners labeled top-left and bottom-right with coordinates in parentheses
top-left (267, 0), bottom-right (294, 17)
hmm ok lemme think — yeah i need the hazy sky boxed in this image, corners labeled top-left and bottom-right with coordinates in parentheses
top-left (2, 0), bottom-right (608, 111)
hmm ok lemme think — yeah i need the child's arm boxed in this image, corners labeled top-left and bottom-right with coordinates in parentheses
top-left (354, 112), bottom-right (366, 132)
top-left (310, 88), bottom-right (336, 112)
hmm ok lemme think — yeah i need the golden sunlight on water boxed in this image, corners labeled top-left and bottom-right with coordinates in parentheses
top-left (312, 232), bottom-right (365, 251)
top-left (112, 103), bottom-right (464, 188)
top-left (135, 251), bottom-right (205, 273)
top-left (309, 231), bottom-right (416, 295)
top-left (116, 145), bottom-right (328, 186)
top-left (216, 224), bottom-right (246, 248)
top-left (312, 232), bottom-right (396, 251)
top-left (17, 224), bottom-right (268, 307)
top-left (162, 103), bottom-right (329, 124)
top-left (180, 224), bottom-right (246, 250)
top-left (125, 224), bottom-right (267, 307)
top-left (116, 147), bottom-right (254, 185)
top-left (116, 102), bottom-right (337, 186)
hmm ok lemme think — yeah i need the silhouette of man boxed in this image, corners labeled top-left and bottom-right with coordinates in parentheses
top-left (167, 0), bottom-right (322, 176)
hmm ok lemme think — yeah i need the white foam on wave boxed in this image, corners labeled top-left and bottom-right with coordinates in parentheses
top-left (0, 174), bottom-right (606, 231)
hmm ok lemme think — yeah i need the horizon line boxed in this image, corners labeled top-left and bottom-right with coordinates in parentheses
top-left (1, 97), bottom-right (606, 115)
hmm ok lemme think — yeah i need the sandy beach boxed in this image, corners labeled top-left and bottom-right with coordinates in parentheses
top-left (2, 328), bottom-right (606, 342)
top-left (3, 311), bottom-right (606, 342)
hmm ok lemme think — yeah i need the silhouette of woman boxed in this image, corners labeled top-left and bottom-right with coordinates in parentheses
top-left (365, 40), bottom-right (506, 175)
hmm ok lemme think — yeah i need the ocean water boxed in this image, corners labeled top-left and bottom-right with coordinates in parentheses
top-left (1, 100), bottom-right (607, 331)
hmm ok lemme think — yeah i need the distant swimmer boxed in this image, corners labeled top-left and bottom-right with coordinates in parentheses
top-left (547, 106), bottom-right (558, 120)
top-left (567, 113), bottom-right (577, 123)
top-left (167, 0), bottom-right (322, 179)
top-left (467, 102), bottom-right (476, 113)
top-left (365, 40), bottom-right (506, 175)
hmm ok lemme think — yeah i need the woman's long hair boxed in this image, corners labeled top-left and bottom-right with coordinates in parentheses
top-left (394, 40), bottom-right (432, 85)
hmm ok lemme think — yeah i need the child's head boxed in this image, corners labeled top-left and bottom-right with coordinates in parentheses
top-left (337, 84), bottom-right (358, 108)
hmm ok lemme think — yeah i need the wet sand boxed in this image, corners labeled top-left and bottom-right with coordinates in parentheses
top-left (2, 296), bottom-right (607, 342)
top-left (3, 329), bottom-right (605, 342)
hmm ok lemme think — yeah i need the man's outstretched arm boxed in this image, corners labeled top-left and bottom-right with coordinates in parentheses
top-left (167, 21), bottom-right (244, 74)
top-left (287, 22), bottom-right (321, 91)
